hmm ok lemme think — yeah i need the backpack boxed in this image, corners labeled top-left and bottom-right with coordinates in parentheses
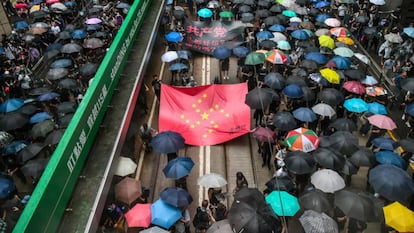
top-left (192, 207), bottom-right (210, 229)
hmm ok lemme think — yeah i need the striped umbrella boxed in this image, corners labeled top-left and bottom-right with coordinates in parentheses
top-left (266, 49), bottom-right (288, 64)
top-left (285, 127), bottom-right (320, 152)
top-left (330, 27), bottom-right (351, 37)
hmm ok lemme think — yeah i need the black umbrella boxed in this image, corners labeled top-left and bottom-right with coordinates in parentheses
top-left (238, 5), bottom-right (252, 13)
top-left (265, 177), bottom-right (295, 193)
top-left (399, 137), bottom-right (414, 153)
top-left (63, 24), bottom-right (76, 32)
top-left (44, 49), bottom-right (60, 60)
top-left (207, 219), bottom-right (233, 233)
top-left (47, 68), bottom-right (68, 80)
top-left (269, 4), bottom-right (285, 13)
top-left (228, 199), bottom-right (282, 233)
top-left (301, 86), bottom-right (316, 102)
top-left (273, 111), bottom-right (297, 131)
top-left (318, 88), bottom-right (344, 106)
top-left (58, 78), bottom-right (77, 90)
top-left (31, 10), bottom-right (49, 19)
top-left (18, 142), bottom-right (45, 163)
top-left (0, 112), bottom-right (29, 131)
top-left (256, 9), bottom-right (271, 18)
top-left (83, 38), bottom-right (104, 49)
top-left (242, 0), bottom-right (255, 5)
top-left (16, 104), bottom-right (37, 115)
top-left (44, 129), bottom-right (65, 145)
top-left (263, 16), bottom-right (282, 26)
top-left (329, 118), bottom-right (357, 132)
top-left (56, 102), bottom-right (77, 115)
top-left (29, 87), bottom-right (53, 96)
top-left (61, 43), bottom-right (82, 54)
top-left (363, 26), bottom-right (377, 35)
top-left (328, 131), bottom-right (359, 156)
top-left (257, 0), bottom-right (271, 7)
top-left (334, 188), bottom-right (377, 222)
top-left (79, 63), bottom-right (98, 77)
top-left (58, 113), bottom-right (73, 128)
top-left (369, 164), bottom-right (414, 202)
top-left (284, 151), bottom-right (316, 175)
top-left (264, 72), bottom-right (285, 90)
top-left (151, 131), bottom-right (185, 154)
top-left (91, 31), bottom-right (107, 38)
top-left (401, 78), bottom-right (414, 93)
top-left (301, 59), bottom-right (318, 70)
top-left (58, 31), bottom-right (71, 40)
top-left (245, 87), bottom-right (275, 109)
top-left (312, 147), bottom-right (345, 171)
top-left (349, 147), bottom-right (376, 167)
top-left (341, 159), bottom-right (359, 175)
top-left (31, 120), bottom-right (55, 138)
top-left (344, 69), bottom-right (365, 80)
top-left (21, 158), bottom-right (49, 178)
top-left (234, 187), bottom-right (266, 206)
top-left (299, 189), bottom-right (332, 213)
top-left (286, 76), bottom-right (308, 87)
top-left (292, 68), bottom-right (308, 78)
top-left (259, 40), bottom-right (276, 50)
top-left (160, 187), bottom-right (193, 208)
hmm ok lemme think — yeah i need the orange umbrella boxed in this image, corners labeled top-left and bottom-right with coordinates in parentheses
top-left (337, 37), bottom-right (354, 45)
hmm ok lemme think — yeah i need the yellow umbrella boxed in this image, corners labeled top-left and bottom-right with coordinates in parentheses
top-left (320, 68), bottom-right (340, 84)
top-left (30, 5), bottom-right (40, 13)
top-left (318, 35), bottom-right (335, 49)
top-left (337, 37), bottom-right (354, 45)
top-left (383, 202), bottom-right (414, 232)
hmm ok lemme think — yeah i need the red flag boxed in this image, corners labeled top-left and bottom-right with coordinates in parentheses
top-left (159, 83), bottom-right (251, 146)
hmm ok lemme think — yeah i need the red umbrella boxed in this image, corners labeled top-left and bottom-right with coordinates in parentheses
top-left (342, 81), bottom-right (365, 94)
top-left (266, 49), bottom-right (288, 64)
top-left (125, 203), bottom-right (152, 228)
top-left (253, 126), bottom-right (276, 142)
top-left (15, 3), bottom-right (29, 9)
top-left (368, 114), bottom-right (397, 130)
top-left (46, 0), bottom-right (60, 4)
top-left (285, 128), bottom-right (320, 152)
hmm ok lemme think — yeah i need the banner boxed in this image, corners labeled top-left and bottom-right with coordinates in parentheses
top-left (159, 83), bottom-right (251, 146)
top-left (183, 20), bottom-right (245, 55)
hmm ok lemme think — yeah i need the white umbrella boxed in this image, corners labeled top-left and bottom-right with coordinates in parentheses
top-left (161, 51), bottom-right (179, 62)
top-left (270, 32), bottom-right (287, 42)
top-left (197, 173), bottom-right (227, 188)
top-left (369, 0), bottom-right (385, 5)
top-left (290, 17), bottom-right (302, 23)
top-left (384, 33), bottom-right (403, 44)
top-left (333, 47), bottom-right (354, 57)
top-left (354, 52), bottom-right (370, 64)
top-left (315, 28), bottom-right (330, 37)
top-left (299, 210), bottom-right (339, 233)
top-left (114, 156), bottom-right (137, 177)
top-left (311, 103), bottom-right (336, 118)
top-left (140, 226), bottom-right (170, 233)
top-left (50, 2), bottom-right (68, 11)
top-left (324, 18), bottom-right (341, 27)
top-left (311, 169), bottom-right (345, 193)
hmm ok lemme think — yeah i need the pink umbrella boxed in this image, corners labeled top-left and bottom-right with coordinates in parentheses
top-left (125, 203), bottom-right (152, 228)
top-left (367, 114), bottom-right (397, 130)
top-left (15, 3), bottom-right (29, 9)
top-left (85, 18), bottom-right (102, 25)
top-left (343, 81), bottom-right (365, 94)
top-left (253, 126), bottom-right (276, 142)
top-left (46, 0), bottom-right (60, 4)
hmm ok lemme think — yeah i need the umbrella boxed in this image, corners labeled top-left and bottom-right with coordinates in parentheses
top-left (324, 18), bottom-right (341, 27)
top-left (169, 63), bottom-right (188, 71)
top-left (369, 164), bottom-right (414, 202)
top-left (314, 1), bottom-right (331, 8)
top-left (266, 49), bottom-right (288, 64)
top-left (282, 10), bottom-right (297, 17)
top-left (283, 84), bottom-right (304, 98)
top-left (125, 203), bottom-right (151, 228)
top-left (18, 142), bottom-right (45, 164)
top-left (286, 76), bottom-right (307, 87)
top-left (44, 129), bottom-right (65, 145)
top-left (163, 157), bottom-right (194, 179)
top-left (367, 102), bottom-right (387, 115)
top-left (37, 92), bottom-right (60, 102)
top-left (316, 13), bottom-right (331, 23)
top-left (329, 118), bottom-right (357, 132)
top-left (343, 98), bottom-right (368, 113)
top-left (141, 226), bottom-right (170, 233)
top-left (58, 31), bottom-right (71, 40)
top-left (0, 98), bottom-right (25, 113)
top-left (402, 78), bottom-right (414, 93)
top-left (31, 120), bottom-right (55, 138)
top-left (256, 9), bottom-right (271, 18)
top-left (265, 177), bottom-right (295, 192)
top-left (14, 21), bottom-right (29, 30)
top-left (284, 151), bottom-right (316, 174)
top-left (2, 140), bottom-right (27, 155)
top-left (269, 24), bottom-right (286, 32)
top-left (58, 79), bottom-right (77, 90)
top-left (0, 131), bottom-right (14, 146)
top-left (219, 11), bottom-right (233, 18)
top-left (383, 202), bottom-right (414, 233)
top-left (213, 46), bottom-right (231, 60)
top-left (285, 128), bottom-right (319, 152)
top-left (21, 158), bottom-right (49, 178)
top-left (292, 107), bottom-right (317, 122)
top-left (301, 21), bottom-right (315, 30)
top-left (289, 17), bottom-right (302, 23)
top-left (333, 47), bottom-right (353, 58)
top-left (114, 156), bottom-right (137, 177)
top-left (334, 188), bottom-right (377, 222)
top-left (403, 27), bottom-right (414, 38)
top-left (0, 177), bottom-right (16, 199)
top-left (232, 46), bottom-right (250, 58)
top-left (376, 151), bottom-right (406, 169)
top-left (367, 114), bottom-right (396, 130)
top-left (264, 72), bottom-right (285, 90)
top-left (337, 37), bottom-right (354, 45)
top-left (399, 138), bottom-right (414, 153)
top-left (161, 51), bottom-right (178, 62)
top-left (320, 68), bottom-right (340, 84)
top-left (151, 131), bottom-right (184, 154)
top-left (256, 31), bottom-right (274, 41)
top-left (328, 131), bottom-right (359, 155)
top-left (245, 87), bottom-right (276, 109)
top-left (29, 112), bottom-right (51, 124)
top-left (61, 43), bottom-right (82, 53)
top-left (265, 191), bottom-right (300, 216)
top-left (56, 102), bottom-right (76, 115)
top-left (311, 169), bottom-right (345, 193)
top-left (406, 103), bottom-right (414, 116)
top-left (207, 219), bottom-right (233, 233)
top-left (151, 199), bottom-right (182, 229)
top-left (197, 173), bottom-right (227, 188)
top-left (234, 187), bottom-right (266, 206)
top-left (50, 2), bottom-right (67, 11)
top-left (71, 29), bottom-right (87, 39)
top-left (329, 56), bottom-right (351, 69)
top-left (291, 29), bottom-right (310, 40)
top-left (85, 17), bottom-right (102, 25)
top-left (115, 177), bottom-right (142, 205)
top-left (342, 159), bottom-right (359, 175)
top-left (271, 32), bottom-right (287, 42)
top-left (165, 31), bottom-right (182, 43)
top-left (273, 112), bottom-right (297, 131)
top-left (372, 137), bottom-right (399, 151)
top-left (301, 60), bottom-right (318, 71)
top-left (330, 27), bottom-right (351, 38)
top-left (0, 112), bottom-right (29, 131)
top-left (311, 103), bottom-right (336, 118)
top-left (349, 147), bottom-right (375, 167)
top-left (318, 35), bottom-right (335, 50)
top-left (385, 33), bottom-right (403, 43)
top-left (299, 210), bottom-right (338, 233)
top-left (299, 189), bottom-right (332, 213)
top-left (83, 38), bottom-right (104, 49)
top-left (305, 52), bottom-right (327, 64)
top-left (79, 63), bottom-right (98, 77)
top-left (361, 76), bottom-right (377, 86)
top-left (312, 147), bottom-right (345, 170)
top-left (354, 53), bottom-right (370, 65)
top-left (116, 2), bottom-right (131, 8)
top-left (252, 127), bottom-right (275, 143)
top-left (198, 8), bottom-right (213, 18)
top-left (47, 68), bottom-right (68, 80)
top-left (50, 58), bottom-right (72, 68)
top-left (160, 187), bottom-right (193, 208)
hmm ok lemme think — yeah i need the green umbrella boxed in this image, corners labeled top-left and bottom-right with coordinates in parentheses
top-left (219, 11), bottom-right (234, 18)
top-left (282, 10), bottom-right (297, 17)
top-left (265, 191), bottom-right (300, 216)
top-left (245, 52), bottom-right (266, 65)
top-left (31, 120), bottom-right (55, 138)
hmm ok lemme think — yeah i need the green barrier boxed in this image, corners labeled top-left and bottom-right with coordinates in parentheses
top-left (13, 0), bottom-right (150, 232)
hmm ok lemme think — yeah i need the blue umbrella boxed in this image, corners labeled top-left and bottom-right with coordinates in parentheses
top-left (329, 56), bottom-right (351, 69)
top-left (177, 50), bottom-right (191, 60)
top-left (163, 157), bottom-right (195, 179)
top-left (32, 0), bottom-right (44, 4)
top-left (86, 24), bottom-right (102, 31)
top-left (375, 151), bottom-right (407, 169)
top-left (293, 107), bottom-right (317, 122)
top-left (71, 29), bottom-right (87, 39)
top-left (165, 31), bottom-right (183, 42)
top-left (268, 24), bottom-right (286, 32)
top-left (0, 177), bottom-right (16, 199)
top-left (151, 131), bottom-right (185, 153)
top-left (197, 8), bottom-right (213, 18)
top-left (368, 102), bottom-right (387, 115)
top-left (116, 2), bottom-right (131, 8)
top-left (160, 187), bottom-right (193, 208)
top-left (213, 46), bottom-right (231, 60)
top-left (372, 137), bottom-right (399, 151)
top-left (256, 31), bottom-right (274, 41)
top-left (283, 84), bottom-right (304, 98)
top-left (14, 21), bottom-right (29, 30)
top-left (0, 47), bottom-right (4, 55)
top-left (0, 98), bottom-right (25, 113)
top-left (151, 199), bottom-right (182, 229)
top-left (37, 92), bottom-right (60, 102)
top-left (29, 112), bottom-right (52, 124)
top-left (50, 58), bottom-right (72, 68)
top-left (316, 14), bottom-right (331, 23)
top-left (314, 1), bottom-right (331, 9)
top-left (406, 103), bottom-right (414, 116)
top-left (343, 98), bottom-right (368, 113)
top-left (169, 63), bottom-right (188, 71)
top-left (304, 52), bottom-right (327, 64)
top-left (3, 140), bottom-right (27, 155)
top-left (46, 43), bottom-right (63, 52)
top-left (232, 46), bottom-right (250, 58)
top-left (309, 73), bottom-right (328, 86)
top-left (403, 27), bottom-right (414, 38)
top-left (291, 29), bottom-right (310, 40)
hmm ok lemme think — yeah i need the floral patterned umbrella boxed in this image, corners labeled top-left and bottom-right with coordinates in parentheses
top-left (285, 127), bottom-right (320, 152)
